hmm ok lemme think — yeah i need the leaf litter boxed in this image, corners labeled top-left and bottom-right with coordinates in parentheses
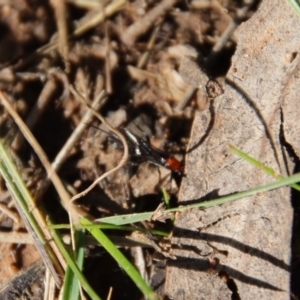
top-left (0, 0), bottom-right (281, 299)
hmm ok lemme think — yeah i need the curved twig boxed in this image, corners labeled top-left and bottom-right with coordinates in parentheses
top-left (69, 86), bottom-right (129, 202)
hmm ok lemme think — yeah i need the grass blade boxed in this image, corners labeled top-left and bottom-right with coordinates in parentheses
top-left (230, 145), bottom-right (300, 191)
top-left (98, 171), bottom-right (300, 225)
top-left (50, 227), bottom-right (101, 300)
top-left (62, 229), bottom-right (86, 300)
top-left (80, 217), bottom-right (158, 300)
top-left (0, 139), bottom-right (63, 285)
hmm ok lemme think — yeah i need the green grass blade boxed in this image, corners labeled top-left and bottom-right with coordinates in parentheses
top-left (162, 188), bottom-right (170, 208)
top-left (98, 172), bottom-right (300, 225)
top-left (97, 212), bottom-right (156, 225)
top-left (49, 223), bottom-right (168, 237)
top-left (162, 188), bottom-right (174, 222)
top-left (286, 0), bottom-right (300, 16)
top-left (230, 145), bottom-right (300, 191)
top-left (80, 217), bottom-right (158, 300)
top-left (50, 227), bottom-right (101, 300)
top-left (0, 139), bottom-right (46, 242)
top-left (0, 139), bottom-right (63, 285)
top-left (62, 229), bottom-right (86, 300)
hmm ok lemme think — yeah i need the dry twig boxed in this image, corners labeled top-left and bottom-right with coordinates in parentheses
top-left (121, 0), bottom-right (178, 47)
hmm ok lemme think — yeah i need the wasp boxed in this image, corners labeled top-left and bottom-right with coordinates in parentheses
top-left (108, 128), bottom-right (184, 176)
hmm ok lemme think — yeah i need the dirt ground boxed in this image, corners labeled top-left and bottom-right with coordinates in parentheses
top-left (0, 0), bottom-right (299, 299)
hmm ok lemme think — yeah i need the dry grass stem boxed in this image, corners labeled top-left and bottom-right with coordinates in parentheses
top-left (0, 203), bottom-right (20, 225)
top-left (72, 0), bottom-right (126, 37)
top-left (121, 0), bottom-right (178, 47)
top-left (0, 231), bottom-right (34, 244)
top-left (0, 90), bottom-right (87, 223)
top-left (50, 0), bottom-right (69, 72)
top-left (107, 286), bottom-right (113, 300)
top-left (175, 85), bottom-right (197, 111)
top-left (105, 25), bottom-right (113, 94)
top-left (137, 25), bottom-right (160, 69)
top-left (67, 0), bottom-right (103, 10)
top-left (35, 89), bottom-right (106, 203)
top-left (11, 77), bottom-right (58, 151)
top-left (0, 90), bottom-right (92, 285)
top-left (44, 267), bottom-right (56, 300)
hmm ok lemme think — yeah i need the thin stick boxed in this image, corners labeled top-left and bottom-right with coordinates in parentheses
top-left (50, 0), bottom-right (70, 72)
top-left (121, 0), bottom-right (178, 47)
top-left (0, 203), bottom-right (20, 224)
top-left (137, 25), bottom-right (160, 69)
top-left (35, 90), bottom-right (106, 203)
top-left (105, 24), bottom-right (113, 94)
top-left (0, 231), bottom-right (34, 244)
top-left (69, 86), bottom-right (129, 202)
top-left (11, 77), bottom-right (58, 151)
top-left (72, 0), bottom-right (126, 37)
